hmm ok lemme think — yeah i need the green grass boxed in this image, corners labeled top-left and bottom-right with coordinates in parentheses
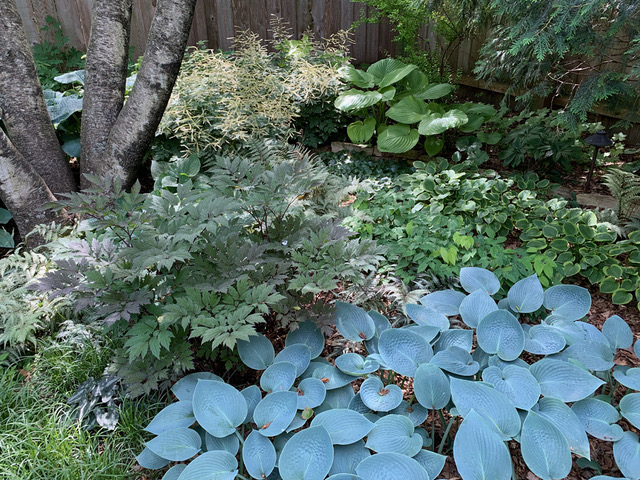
top-left (0, 339), bottom-right (164, 480)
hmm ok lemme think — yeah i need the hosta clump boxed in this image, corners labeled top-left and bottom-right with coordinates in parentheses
top-left (140, 267), bottom-right (640, 479)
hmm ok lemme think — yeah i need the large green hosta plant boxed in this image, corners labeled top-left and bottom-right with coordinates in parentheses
top-left (139, 267), bottom-right (640, 480)
top-left (334, 58), bottom-right (496, 155)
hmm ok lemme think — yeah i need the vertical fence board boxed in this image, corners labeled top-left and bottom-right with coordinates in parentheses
top-left (188, 0), bottom-right (210, 47)
top-left (231, 0), bottom-right (250, 31)
top-left (216, 0), bottom-right (234, 51)
top-left (351, 2), bottom-right (367, 62)
top-left (248, 0), bottom-right (268, 41)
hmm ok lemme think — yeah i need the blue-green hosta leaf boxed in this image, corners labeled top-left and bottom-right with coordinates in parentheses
top-left (460, 267), bottom-right (500, 295)
top-left (162, 464), bottom-right (186, 480)
top-left (46, 94), bottom-right (83, 124)
top-left (419, 290), bottom-right (466, 316)
top-left (145, 401), bottom-right (195, 435)
top-left (54, 69), bottom-right (85, 85)
top-left (390, 401), bottom-right (428, 427)
top-left (136, 447), bottom-right (170, 469)
top-left (146, 427), bottom-right (201, 461)
top-left (529, 358), bottom-right (604, 402)
top-left (243, 430), bottom-right (277, 480)
top-left (241, 385), bottom-right (262, 423)
top-left (279, 426), bottom-right (334, 480)
top-left (521, 411), bottom-right (572, 480)
top-left (415, 427), bottom-right (433, 448)
top-left (414, 364), bottom-right (450, 410)
top-left (378, 328), bottom-right (433, 377)
top-left (348, 393), bottom-right (371, 415)
top-left (523, 324), bottom-right (566, 355)
top-left (418, 110), bottom-right (468, 135)
top-left (602, 315), bottom-right (633, 350)
top-left (575, 321), bottom-right (612, 348)
top-left (365, 415), bottom-right (422, 456)
top-left (369, 311), bottom-right (391, 335)
top-left (533, 397), bottom-right (590, 460)
top-left (453, 410), bottom-right (512, 480)
top-left (543, 285), bottom-right (591, 320)
top-left (335, 302), bottom-right (375, 342)
top-left (286, 320), bottom-right (325, 359)
top-left (587, 477), bottom-right (629, 480)
top-left (312, 364), bottom-right (357, 390)
top-left (429, 346), bottom-right (479, 376)
top-left (285, 411), bottom-right (307, 433)
top-left (450, 378), bottom-right (521, 440)
top-left (433, 329), bottom-right (473, 354)
top-left (356, 452), bottom-right (429, 480)
top-left (316, 385), bottom-right (355, 413)
top-left (402, 325), bottom-right (441, 343)
top-left (261, 361), bottom-right (297, 393)
top-left (571, 398), bottom-right (623, 441)
top-left (300, 359), bottom-right (330, 381)
top-left (620, 393), bottom-right (640, 429)
top-left (171, 372), bottom-right (223, 402)
top-left (295, 377), bottom-right (326, 410)
top-left (487, 355), bottom-right (529, 371)
top-left (482, 365), bottom-right (541, 410)
top-left (311, 409), bottom-right (374, 445)
top-left (476, 310), bottom-right (525, 361)
top-left (559, 340), bottom-right (614, 371)
top-left (414, 83), bottom-right (456, 100)
top-left (334, 89), bottom-right (383, 112)
top-left (614, 432), bottom-right (640, 480)
top-left (329, 440), bottom-right (370, 476)
top-left (237, 333), bottom-right (275, 370)
top-left (335, 353), bottom-right (380, 376)
top-left (507, 274), bottom-right (544, 313)
top-left (405, 304), bottom-right (449, 330)
top-left (347, 118), bottom-right (376, 144)
top-left (614, 366), bottom-right (640, 391)
top-left (275, 345), bottom-right (311, 377)
top-left (412, 450), bottom-right (446, 480)
top-left (359, 376), bottom-right (403, 412)
top-left (338, 65), bottom-right (374, 88)
top-left (205, 432), bottom-right (239, 455)
top-left (386, 96), bottom-right (428, 124)
top-left (253, 391), bottom-right (298, 437)
top-left (635, 339), bottom-right (640, 360)
top-left (175, 450), bottom-right (237, 480)
top-left (458, 290), bottom-right (498, 328)
top-left (377, 124), bottom-right (420, 154)
top-left (327, 475), bottom-right (364, 480)
top-left (193, 380), bottom-right (247, 438)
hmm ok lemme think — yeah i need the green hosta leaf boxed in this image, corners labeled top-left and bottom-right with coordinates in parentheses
top-left (237, 333), bottom-right (275, 370)
top-left (414, 83), bottom-right (455, 100)
top-left (386, 96), bottom-right (428, 124)
top-left (253, 391), bottom-right (298, 437)
top-left (477, 131), bottom-right (502, 145)
top-left (458, 290), bottom-right (498, 328)
top-left (335, 302), bottom-right (376, 342)
top-left (418, 110), bottom-right (468, 136)
top-left (365, 415), bottom-right (422, 456)
top-left (521, 411), bottom-right (572, 480)
top-left (338, 65), bottom-right (375, 88)
top-left (146, 427), bottom-right (201, 462)
top-left (379, 85), bottom-right (396, 101)
top-left (175, 450), bottom-right (237, 480)
top-left (329, 441), bottom-right (371, 476)
top-left (523, 324), bottom-right (566, 355)
top-left (482, 365), bottom-right (541, 410)
top-left (460, 267), bottom-right (501, 294)
top-left (334, 89), bottom-right (383, 112)
top-left (366, 58), bottom-right (409, 85)
top-left (193, 380), bottom-right (247, 438)
top-left (508, 273), bottom-right (544, 313)
top-left (275, 345), bottom-right (311, 377)
top-left (356, 452), bottom-right (429, 480)
top-left (136, 447), bottom-right (170, 469)
top-left (405, 304), bottom-right (449, 330)
top-left (419, 290), bottom-right (466, 316)
top-left (377, 124), bottom-right (420, 153)
top-left (347, 118), bottom-right (376, 144)
top-left (543, 285), bottom-right (591, 320)
top-left (171, 372), bottom-right (223, 402)
top-left (532, 397), bottom-right (590, 460)
top-left (476, 310), bottom-right (525, 361)
top-left (423, 136), bottom-right (444, 157)
top-left (414, 364), bottom-right (450, 410)
top-left (614, 432), bottom-right (640, 480)
top-left (621, 393), bottom-right (640, 429)
top-left (378, 328), bottom-right (433, 376)
top-left (465, 103), bottom-right (497, 118)
top-left (459, 113), bottom-right (484, 133)
top-left (61, 137), bottom-right (81, 158)
top-left (335, 353), bottom-right (380, 376)
top-left (286, 320), bottom-right (325, 359)
top-left (571, 398), bottom-right (623, 441)
top-left (359, 376), bottom-right (403, 412)
top-left (242, 430), bottom-right (276, 479)
top-left (260, 361), bottom-right (297, 393)
top-left (145, 401), bottom-right (195, 435)
top-left (612, 289), bottom-right (634, 304)
top-left (279, 426), bottom-right (334, 480)
top-left (529, 358), bottom-right (604, 402)
top-left (602, 315), bottom-right (633, 350)
top-left (311, 409), bottom-right (374, 445)
top-left (450, 377), bottom-right (521, 440)
top-left (453, 410), bottom-right (512, 480)
top-left (295, 377), bottom-right (326, 410)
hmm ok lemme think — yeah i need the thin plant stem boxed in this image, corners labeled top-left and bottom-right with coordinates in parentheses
top-left (431, 410), bottom-right (436, 452)
top-left (437, 415), bottom-right (456, 455)
top-left (234, 429), bottom-right (245, 445)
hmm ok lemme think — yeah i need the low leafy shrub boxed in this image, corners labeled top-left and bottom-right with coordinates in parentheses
top-left (138, 267), bottom-right (640, 479)
top-left (38, 143), bottom-right (384, 396)
top-left (318, 150), bottom-right (414, 181)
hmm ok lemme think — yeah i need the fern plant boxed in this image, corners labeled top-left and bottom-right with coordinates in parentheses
top-left (604, 168), bottom-right (640, 223)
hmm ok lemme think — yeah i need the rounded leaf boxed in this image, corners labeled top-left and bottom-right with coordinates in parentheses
top-left (286, 320), bottom-right (325, 359)
top-left (412, 449), bottom-right (446, 480)
top-left (175, 450), bottom-right (237, 480)
top-left (377, 124), bottom-right (420, 154)
top-left (614, 366), bottom-right (640, 391)
top-left (418, 110), bottom-right (468, 136)
top-left (386, 96), bottom-right (428, 124)
top-left (171, 372), bottom-right (223, 402)
top-left (603, 315), bottom-right (633, 350)
top-left (419, 290), bottom-right (466, 316)
top-left (415, 83), bottom-right (456, 100)
top-left (237, 333), bottom-right (275, 370)
top-left (243, 429), bottom-right (277, 479)
top-left (359, 376), bottom-right (403, 412)
top-left (620, 393), bottom-right (640, 430)
top-left (476, 310), bottom-right (525, 361)
top-left (193, 380), bottom-right (247, 438)
top-left (390, 401), bottom-right (428, 427)
top-left (414, 364), bottom-right (450, 410)
top-left (136, 446), bottom-right (170, 469)
top-left (275, 344), bottom-right (311, 377)
top-left (316, 384), bottom-right (355, 413)
top-left (458, 290), bottom-right (498, 328)
top-left (205, 432), bottom-right (239, 455)
top-left (521, 411), bottom-right (572, 480)
top-left (405, 304), bottom-right (449, 330)
top-left (429, 346), bottom-right (479, 376)
top-left (347, 118), bottom-right (376, 144)
top-left (295, 377), bottom-right (326, 410)
top-left (241, 385), bottom-right (262, 424)
top-left (162, 464), bottom-right (186, 480)
top-left (482, 365), bottom-right (541, 410)
top-left (253, 391), bottom-right (298, 437)
top-left (560, 340), bottom-right (614, 371)
top-left (279, 426), bottom-right (334, 480)
top-left (311, 409), bottom-right (374, 445)
top-left (260, 361), bottom-right (297, 393)
top-left (357, 452), bottom-right (428, 480)
top-left (524, 324), bottom-right (566, 355)
top-left (508, 274), bottom-right (544, 313)
top-left (335, 89), bottom-right (383, 112)
top-left (571, 398), bottom-right (623, 441)
top-left (614, 432), bottom-right (640, 480)
top-left (146, 427), bottom-right (201, 462)
top-left (379, 328), bottom-right (433, 377)
top-left (530, 358), bottom-right (605, 402)
top-left (433, 329), bottom-right (473, 354)
top-left (145, 401), bottom-right (195, 435)
top-left (533, 397), bottom-right (590, 460)
top-left (543, 285), bottom-right (591, 321)
top-left (312, 364), bottom-right (357, 390)
top-left (335, 302), bottom-right (375, 342)
top-left (365, 414), bottom-right (422, 456)
top-left (460, 267), bottom-right (500, 295)
top-left (335, 353), bottom-right (380, 376)
top-left (329, 440), bottom-right (370, 476)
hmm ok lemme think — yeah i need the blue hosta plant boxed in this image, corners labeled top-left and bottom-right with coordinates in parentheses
top-left (139, 268), bottom-right (640, 479)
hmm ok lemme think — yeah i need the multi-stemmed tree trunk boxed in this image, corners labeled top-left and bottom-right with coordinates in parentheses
top-left (0, 0), bottom-right (197, 243)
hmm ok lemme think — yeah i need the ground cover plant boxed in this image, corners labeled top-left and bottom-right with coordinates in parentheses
top-left (137, 267), bottom-right (640, 479)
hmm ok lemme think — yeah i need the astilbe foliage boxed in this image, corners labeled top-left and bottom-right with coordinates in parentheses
top-left (37, 143), bottom-right (384, 396)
